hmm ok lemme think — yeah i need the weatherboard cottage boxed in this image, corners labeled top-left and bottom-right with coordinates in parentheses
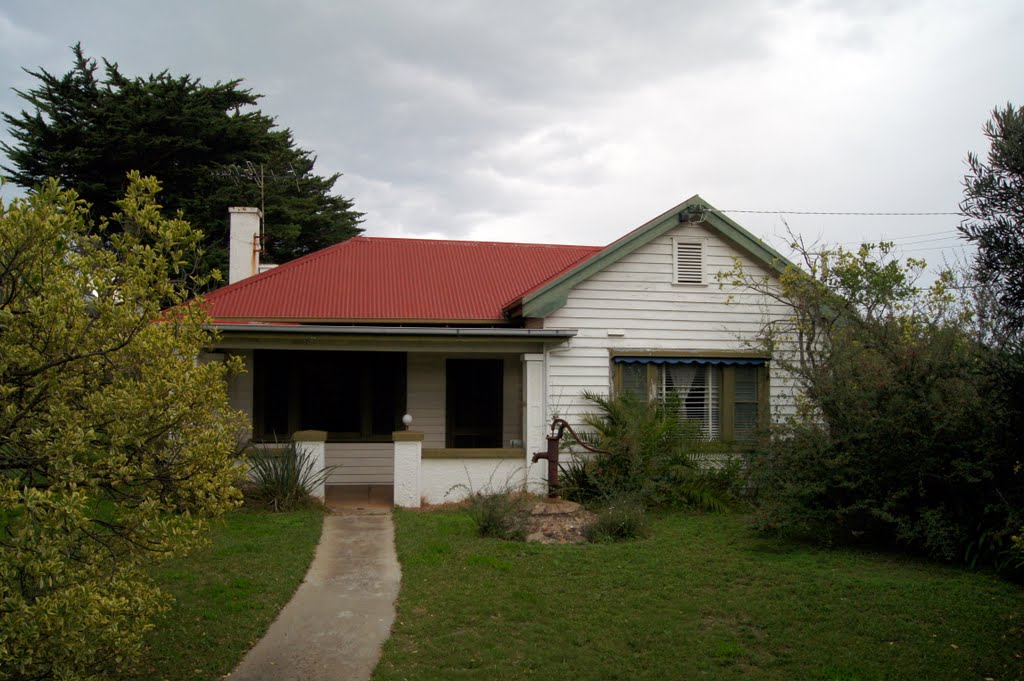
top-left (203, 197), bottom-right (796, 506)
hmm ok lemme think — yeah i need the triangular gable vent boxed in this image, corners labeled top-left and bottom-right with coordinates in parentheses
top-left (674, 239), bottom-right (704, 285)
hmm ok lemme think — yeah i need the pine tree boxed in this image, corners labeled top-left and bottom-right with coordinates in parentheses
top-left (959, 103), bottom-right (1024, 344)
top-left (1, 44), bottom-right (363, 285)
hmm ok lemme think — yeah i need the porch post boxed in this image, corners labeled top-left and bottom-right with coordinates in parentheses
top-left (292, 430), bottom-right (328, 502)
top-left (522, 353), bottom-right (547, 494)
top-left (393, 431), bottom-right (423, 508)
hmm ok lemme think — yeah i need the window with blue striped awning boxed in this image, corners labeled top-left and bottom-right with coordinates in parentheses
top-left (613, 356), bottom-right (766, 366)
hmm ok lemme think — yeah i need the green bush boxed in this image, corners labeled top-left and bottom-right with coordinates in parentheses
top-left (583, 496), bottom-right (651, 542)
top-left (463, 491), bottom-right (532, 541)
top-left (244, 443), bottom-right (335, 512)
top-left (722, 242), bottom-right (1024, 571)
top-left (560, 392), bottom-right (738, 511)
top-left (0, 179), bottom-right (247, 680)
top-left (748, 337), bottom-right (1024, 569)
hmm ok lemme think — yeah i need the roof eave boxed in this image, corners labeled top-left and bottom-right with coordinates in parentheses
top-left (208, 323), bottom-right (576, 339)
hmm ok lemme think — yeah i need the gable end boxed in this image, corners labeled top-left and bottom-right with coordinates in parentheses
top-left (511, 195), bottom-right (793, 319)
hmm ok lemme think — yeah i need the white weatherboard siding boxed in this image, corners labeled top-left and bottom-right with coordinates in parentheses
top-left (226, 350), bottom-right (254, 437)
top-left (325, 443), bottom-right (393, 485)
top-left (542, 223), bottom-right (798, 426)
top-left (407, 354), bottom-right (446, 448)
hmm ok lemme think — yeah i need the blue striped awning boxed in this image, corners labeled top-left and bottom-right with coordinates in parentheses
top-left (613, 356), bottom-right (766, 366)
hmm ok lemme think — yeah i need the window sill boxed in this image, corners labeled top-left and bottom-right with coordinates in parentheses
top-left (423, 448), bottom-right (525, 460)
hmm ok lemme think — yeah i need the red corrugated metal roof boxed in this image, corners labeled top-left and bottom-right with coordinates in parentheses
top-left (203, 237), bottom-right (602, 323)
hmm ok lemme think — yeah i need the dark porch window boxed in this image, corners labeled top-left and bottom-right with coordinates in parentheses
top-left (446, 359), bottom-right (503, 448)
top-left (254, 350), bottom-right (406, 442)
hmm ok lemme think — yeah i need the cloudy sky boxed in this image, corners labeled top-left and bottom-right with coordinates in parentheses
top-left (2, 1), bottom-right (1022, 271)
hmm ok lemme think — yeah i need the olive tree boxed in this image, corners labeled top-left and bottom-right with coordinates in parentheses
top-left (0, 175), bottom-right (246, 680)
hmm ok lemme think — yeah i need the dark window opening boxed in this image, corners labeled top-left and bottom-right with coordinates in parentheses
top-left (446, 359), bottom-right (503, 448)
top-left (254, 350), bottom-right (406, 442)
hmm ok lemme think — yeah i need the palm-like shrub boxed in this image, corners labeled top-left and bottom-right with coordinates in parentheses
top-left (561, 392), bottom-right (737, 510)
top-left (245, 443), bottom-right (335, 511)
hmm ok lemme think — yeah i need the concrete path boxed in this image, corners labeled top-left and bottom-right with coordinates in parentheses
top-left (228, 510), bottom-right (400, 681)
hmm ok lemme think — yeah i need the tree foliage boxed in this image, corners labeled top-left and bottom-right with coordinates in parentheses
top-left (0, 175), bottom-right (247, 680)
top-left (1, 44), bottom-right (363, 284)
top-left (959, 103), bottom-right (1024, 347)
top-left (959, 103), bottom-right (1024, 567)
top-left (720, 242), bottom-right (1023, 570)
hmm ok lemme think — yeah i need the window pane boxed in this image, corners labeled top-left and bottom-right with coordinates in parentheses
top-left (734, 365), bottom-right (758, 402)
top-left (735, 403), bottom-right (758, 440)
top-left (370, 354), bottom-right (404, 435)
top-left (257, 354), bottom-right (290, 438)
top-left (733, 365), bottom-right (759, 442)
top-left (300, 355), bottom-right (361, 433)
top-left (255, 350), bottom-right (405, 440)
top-left (447, 359), bottom-right (503, 448)
top-left (659, 364), bottom-right (720, 438)
top-left (620, 363), bottom-right (647, 399)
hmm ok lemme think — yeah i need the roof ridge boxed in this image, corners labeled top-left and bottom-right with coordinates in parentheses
top-left (357, 235), bottom-right (602, 249)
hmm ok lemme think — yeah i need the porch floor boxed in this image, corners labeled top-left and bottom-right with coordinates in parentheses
top-left (325, 485), bottom-right (393, 511)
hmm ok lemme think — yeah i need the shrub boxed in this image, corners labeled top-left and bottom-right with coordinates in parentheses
top-left (561, 392), bottom-right (737, 511)
top-left (244, 443), bottom-right (335, 512)
top-left (583, 496), bottom-right (651, 542)
top-left (463, 491), bottom-right (532, 541)
top-left (723, 241), bottom-right (1024, 570)
top-left (0, 178), bottom-right (246, 680)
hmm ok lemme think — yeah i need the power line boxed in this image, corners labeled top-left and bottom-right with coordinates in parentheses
top-left (714, 208), bottom-right (962, 217)
top-left (834, 233), bottom-right (962, 246)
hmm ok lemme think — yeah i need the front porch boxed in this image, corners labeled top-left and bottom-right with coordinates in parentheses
top-left (214, 325), bottom-right (571, 506)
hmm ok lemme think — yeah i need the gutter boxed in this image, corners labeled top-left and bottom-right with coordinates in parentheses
top-left (207, 323), bottom-right (576, 339)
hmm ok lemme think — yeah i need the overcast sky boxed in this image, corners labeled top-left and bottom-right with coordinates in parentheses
top-left (2, 1), bottom-right (1022, 271)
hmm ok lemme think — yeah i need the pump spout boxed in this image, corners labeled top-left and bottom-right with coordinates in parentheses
top-left (531, 418), bottom-right (608, 499)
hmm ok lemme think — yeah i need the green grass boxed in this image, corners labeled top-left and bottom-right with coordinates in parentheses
top-left (375, 511), bottom-right (1024, 681)
top-left (133, 509), bottom-right (323, 681)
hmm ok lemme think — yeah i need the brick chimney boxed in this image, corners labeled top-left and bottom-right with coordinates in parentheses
top-left (228, 207), bottom-right (262, 284)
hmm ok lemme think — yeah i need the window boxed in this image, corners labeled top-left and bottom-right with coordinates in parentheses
top-left (615, 357), bottom-right (767, 443)
top-left (446, 359), bottom-right (503, 448)
top-left (673, 238), bottom-right (704, 285)
top-left (254, 350), bottom-right (406, 441)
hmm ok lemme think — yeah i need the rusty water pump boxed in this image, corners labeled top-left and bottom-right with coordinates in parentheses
top-left (531, 417), bottom-right (609, 498)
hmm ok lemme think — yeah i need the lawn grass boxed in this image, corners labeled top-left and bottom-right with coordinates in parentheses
top-left (133, 509), bottom-right (323, 681)
top-left (375, 510), bottom-right (1024, 681)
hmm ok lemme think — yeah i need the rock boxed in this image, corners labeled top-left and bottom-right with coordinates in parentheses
top-left (524, 499), bottom-right (596, 544)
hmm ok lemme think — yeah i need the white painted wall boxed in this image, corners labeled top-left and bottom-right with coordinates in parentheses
top-left (542, 222), bottom-right (798, 427)
top-left (421, 457), bottom-right (527, 504)
top-left (393, 438), bottom-right (422, 507)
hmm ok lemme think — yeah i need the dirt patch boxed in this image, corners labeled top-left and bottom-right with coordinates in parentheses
top-left (525, 499), bottom-right (596, 544)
